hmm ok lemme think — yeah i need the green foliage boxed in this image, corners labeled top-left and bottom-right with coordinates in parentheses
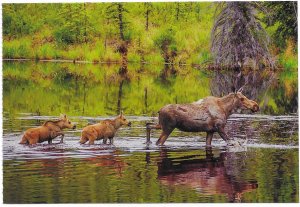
top-left (2, 2), bottom-right (215, 64)
top-left (2, 2), bottom-right (297, 68)
top-left (3, 38), bottom-right (32, 59)
top-left (154, 28), bottom-right (177, 63)
top-left (54, 3), bottom-right (94, 44)
top-left (263, 1), bottom-right (298, 49)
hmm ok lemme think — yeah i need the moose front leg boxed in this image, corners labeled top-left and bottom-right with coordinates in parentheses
top-left (215, 121), bottom-right (232, 143)
top-left (217, 127), bottom-right (234, 144)
top-left (206, 132), bottom-right (214, 147)
top-left (56, 132), bottom-right (64, 143)
top-left (50, 131), bottom-right (64, 144)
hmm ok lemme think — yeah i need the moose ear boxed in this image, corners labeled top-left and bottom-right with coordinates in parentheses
top-left (237, 87), bottom-right (244, 93)
top-left (60, 114), bottom-right (67, 119)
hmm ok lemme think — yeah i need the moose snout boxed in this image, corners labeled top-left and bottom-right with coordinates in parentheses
top-left (73, 125), bottom-right (77, 129)
top-left (252, 104), bottom-right (259, 112)
top-left (128, 122), bottom-right (132, 127)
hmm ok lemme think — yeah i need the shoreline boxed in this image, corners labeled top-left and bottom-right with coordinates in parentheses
top-left (2, 58), bottom-right (192, 67)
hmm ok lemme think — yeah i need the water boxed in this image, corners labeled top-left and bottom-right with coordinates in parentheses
top-left (2, 61), bottom-right (299, 203)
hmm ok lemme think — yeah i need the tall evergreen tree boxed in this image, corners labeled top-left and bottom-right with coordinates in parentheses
top-left (211, 2), bottom-right (273, 69)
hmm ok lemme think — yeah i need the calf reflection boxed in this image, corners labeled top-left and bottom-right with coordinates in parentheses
top-left (156, 148), bottom-right (257, 202)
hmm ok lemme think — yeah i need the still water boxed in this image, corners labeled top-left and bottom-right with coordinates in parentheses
top-left (2, 61), bottom-right (299, 203)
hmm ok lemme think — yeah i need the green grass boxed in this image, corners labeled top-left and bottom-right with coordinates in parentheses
top-left (3, 38), bottom-right (33, 59)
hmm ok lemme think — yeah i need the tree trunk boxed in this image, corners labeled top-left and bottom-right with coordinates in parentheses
top-left (83, 3), bottom-right (87, 44)
top-left (118, 3), bottom-right (125, 41)
top-left (176, 3), bottom-right (180, 21)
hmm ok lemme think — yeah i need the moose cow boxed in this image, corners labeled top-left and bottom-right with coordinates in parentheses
top-left (146, 91), bottom-right (259, 146)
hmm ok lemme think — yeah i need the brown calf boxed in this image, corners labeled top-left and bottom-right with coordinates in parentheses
top-left (79, 112), bottom-right (131, 145)
top-left (19, 114), bottom-right (76, 145)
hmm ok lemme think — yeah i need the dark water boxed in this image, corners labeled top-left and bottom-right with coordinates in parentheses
top-left (2, 61), bottom-right (299, 203)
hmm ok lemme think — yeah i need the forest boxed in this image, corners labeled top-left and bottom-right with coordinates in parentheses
top-left (2, 2), bottom-right (298, 71)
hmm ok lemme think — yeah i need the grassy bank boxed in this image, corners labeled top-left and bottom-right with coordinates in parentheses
top-left (3, 2), bottom-right (214, 65)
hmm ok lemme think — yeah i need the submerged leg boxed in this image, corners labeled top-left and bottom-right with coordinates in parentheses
top-left (79, 136), bottom-right (88, 144)
top-left (109, 138), bottom-right (114, 145)
top-left (156, 129), bottom-right (173, 146)
top-left (146, 123), bottom-right (161, 144)
top-left (19, 135), bottom-right (28, 144)
top-left (206, 132), bottom-right (214, 147)
top-left (29, 138), bottom-right (38, 145)
top-left (217, 127), bottom-right (231, 142)
top-left (103, 138), bottom-right (108, 144)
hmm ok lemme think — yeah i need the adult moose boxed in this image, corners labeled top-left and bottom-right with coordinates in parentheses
top-left (146, 90), bottom-right (259, 146)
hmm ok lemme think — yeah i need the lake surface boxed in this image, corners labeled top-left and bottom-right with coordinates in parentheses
top-left (2, 61), bottom-right (299, 203)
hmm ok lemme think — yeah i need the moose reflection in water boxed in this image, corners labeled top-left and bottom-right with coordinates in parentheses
top-left (146, 91), bottom-right (259, 146)
top-left (156, 148), bottom-right (258, 202)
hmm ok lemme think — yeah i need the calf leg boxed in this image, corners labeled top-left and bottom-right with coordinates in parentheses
top-left (51, 131), bottom-right (64, 143)
top-left (88, 139), bottom-right (95, 145)
top-left (206, 132), bottom-right (214, 146)
top-left (28, 138), bottom-right (38, 145)
top-left (56, 132), bottom-right (64, 143)
top-left (79, 136), bottom-right (88, 144)
top-left (103, 138), bottom-right (108, 144)
top-left (19, 135), bottom-right (29, 144)
top-left (48, 139), bottom-right (52, 144)
top-left (109, 138), bottom-right (114, 145)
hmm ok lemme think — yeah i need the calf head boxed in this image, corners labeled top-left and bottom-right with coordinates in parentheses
top-left (59, 114), bottom-right (76, 129)
top-left (117, 111), bottom-right (132, 127)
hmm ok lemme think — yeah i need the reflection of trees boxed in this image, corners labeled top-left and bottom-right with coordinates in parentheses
top-left (156, 148), bottom-right (258, 202)
top-left (210, 69), bottom-right (298, 114)
top-left (210, 70), bottom-right (275, 99)
top-left (160, 65), bottom-right (177, 80)
top-left (117, 79), bottom-right (124, 114)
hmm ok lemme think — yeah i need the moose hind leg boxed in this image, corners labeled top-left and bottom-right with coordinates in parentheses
top-left (146, 123), bottom-right (161, 144)
top-left (156, 129), bottom-right (173, 146)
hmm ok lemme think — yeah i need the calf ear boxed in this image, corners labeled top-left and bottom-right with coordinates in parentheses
top-left (60, 114), bottom-right (67, 119)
